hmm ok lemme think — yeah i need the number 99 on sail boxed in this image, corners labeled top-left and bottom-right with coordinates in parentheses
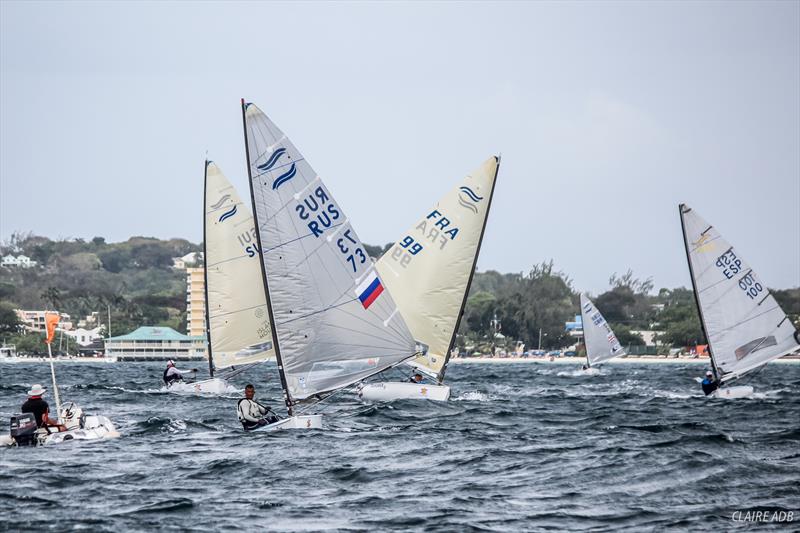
top-left (390, 236), bottom-right (423, 268)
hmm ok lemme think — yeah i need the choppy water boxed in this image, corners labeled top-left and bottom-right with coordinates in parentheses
top-left (1, 361), bottom-right (798, 531)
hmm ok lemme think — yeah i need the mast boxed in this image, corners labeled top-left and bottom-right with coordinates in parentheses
top-left (202, 160), bottom-right (214, 378)
top-left (240, 99), bottom-right (294, 416)
top-left (679, 204), bottom-right (719, 381)
top-left (438, 155), bottom-right (501, 384)
top-left (580, 296), bottom-right (590, 369)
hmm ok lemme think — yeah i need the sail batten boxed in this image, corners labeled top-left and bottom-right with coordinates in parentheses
top-left (375, 157), bottom-right (500, 383)
top-left (679, 203), bottom-right (799, 381)
top-left (580, 293), bottom-right (626, 366)
top-left (203, 161), bottom-right (275, 371)
top-left (243, 101), bottom-right (416, 402)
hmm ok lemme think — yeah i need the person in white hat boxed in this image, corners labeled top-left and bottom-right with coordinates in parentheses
top-left (701, 370), bottom-right (719, 396)
top-left (21, 384), bottom-right (66, 431)
top-left (162, 360), bottom-right (198, 387)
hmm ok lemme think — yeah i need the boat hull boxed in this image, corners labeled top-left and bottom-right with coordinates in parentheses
top-left (167, 378), bottom-right (230, 394)
top-left (41, 415), bottom-right (119, 445)
top-left (711, 385), bottom-right (754, 399)
top-left (261, 415), bottom-right (323, 431)
top-left (359, 382), bottom-right (451, 402)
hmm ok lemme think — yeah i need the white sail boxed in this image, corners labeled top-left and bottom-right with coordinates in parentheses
top-left (243, 101), bottom-right (416, 401)
top-left (680, 204), bottom-right (799, 381)
top-left (204, 161), bottom-right (274, 370)
top-left (375, 156), bottom-right (499, 381)
top-left (580, 293), bottom-right (625, 366)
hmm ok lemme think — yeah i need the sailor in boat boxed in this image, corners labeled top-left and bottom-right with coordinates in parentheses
top-left (408, 372), bottom-right (424, 384)
top-left (701, 370), bottom-right (719, 396)
top-left (162, 360), bottom-right (197, 387)
top-left (581, 364), bottom-right (589, 371)
top-left (237, 384), bottom-right (280, 430)
top-left (21, 384), bottom-right (66, 432)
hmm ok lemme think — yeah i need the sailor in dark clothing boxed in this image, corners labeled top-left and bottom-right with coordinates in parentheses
top-left (163, 360), bottom-right (196, 386)
top-left (21, 384), bottom-right (66, 432)
top-left (408, 373), bottom-right (423, 384)
top-left (701, 370), bottom-right (719, 396)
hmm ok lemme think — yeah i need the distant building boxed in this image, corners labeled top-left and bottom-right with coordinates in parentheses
top-left (77, 312), bottom-right (101, 329)
top-left (172, 251), bottom-right (203, 270)
top-left (1, 254), bottom-right (37, 268)
top-left (64, 327), bottom-right (104, 347)
top-left (565, 315), bottom-right (583, 337)
top-left (105, 326), bottom-right (206, 361)
top-left (15, 310), bottom-right (73, 332)
top-left (186, 267), bottom-right (206, 337)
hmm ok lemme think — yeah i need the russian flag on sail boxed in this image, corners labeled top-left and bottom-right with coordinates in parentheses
top-left (355, 271), bottom-right (384, 310)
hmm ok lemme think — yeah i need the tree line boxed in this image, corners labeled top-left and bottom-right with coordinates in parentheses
top-left (1, 233), bottom-right (798, 355)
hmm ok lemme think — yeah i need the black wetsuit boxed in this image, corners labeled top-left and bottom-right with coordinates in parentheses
top-left (163, 367), bottom-right (181, 386)
top-left (701, 378), bottom-right (719, 396)
top-left (21, 397), bottom-right (49, 428)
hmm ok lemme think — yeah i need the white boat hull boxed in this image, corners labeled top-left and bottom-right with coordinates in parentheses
top-left (41, 415), bottom-right (119, 445)
top-left (260, 415), bottom-right (323, 431)
top-left (167, 378), bottom-right (230, 394)
top-left (359, 382), bottom-right (451, 402)
top-left (711, 385), bottom-right (754, 399)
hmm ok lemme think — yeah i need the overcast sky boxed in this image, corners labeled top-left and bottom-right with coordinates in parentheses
top-left (1, 1), bottom-right (798, 294)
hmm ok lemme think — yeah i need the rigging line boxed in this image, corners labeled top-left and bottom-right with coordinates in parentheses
top-left (275, 298), bottom-right (356, 326)
top-left (206, 253), bottom-right (256, 269)
top-left (333, 304), bottom-right (414, 345)
top-left (208, 303), bottom-right (268, 320)
top-left (711, 304), bottom-right (783, 336)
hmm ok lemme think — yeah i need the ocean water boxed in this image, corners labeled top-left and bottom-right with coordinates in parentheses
top-left (1, 361), bottom-right (798, 532)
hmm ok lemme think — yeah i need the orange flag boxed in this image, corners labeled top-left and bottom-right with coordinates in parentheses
top-left (45, 312), bottom-right (60, 344)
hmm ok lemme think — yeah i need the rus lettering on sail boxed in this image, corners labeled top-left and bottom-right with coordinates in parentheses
top-left (295, 185), bottom-right (341, 238)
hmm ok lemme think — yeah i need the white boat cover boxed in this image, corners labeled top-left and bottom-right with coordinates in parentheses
top-left (204, 161), bottom-right (274, 370)
top-left (376, 157), bottom-right (499, 381)
top-left (680, 204), bottom-right (799, 381)
top-left (580, 293), bottom-right (626, 366)
top-left (243, 102), bottom-right (416, 401)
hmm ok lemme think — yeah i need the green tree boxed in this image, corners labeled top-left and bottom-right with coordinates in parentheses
top-left (0, 301), bottom-right (21, 334)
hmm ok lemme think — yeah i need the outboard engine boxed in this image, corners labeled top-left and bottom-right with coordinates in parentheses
top-left (10, 413), bottom-right (38, 446)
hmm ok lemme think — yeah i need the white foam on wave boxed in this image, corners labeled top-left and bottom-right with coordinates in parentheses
top-left (453, 391), bottom-right (492, 402)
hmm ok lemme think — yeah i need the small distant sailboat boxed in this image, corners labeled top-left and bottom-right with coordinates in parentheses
top-left (3, 313), bottom-right (118, 446)
top-left (241, 100), bottom-right (419, 428)
top-left (181, 160), bottom-right (275, 394)
top-left (679, 203), bottom-right (800, 398)
top-left (578, 293), bottom-right (625, 373)
top-left (360, 156), bottom-right (500, 402)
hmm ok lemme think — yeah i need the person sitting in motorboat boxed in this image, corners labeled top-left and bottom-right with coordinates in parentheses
top-left (21, 384), bottom-right (66, 432)
top-left (701, 370), bottom-right (719, 396)
top-left (408, 372), bottom-right (423, 384)
top-left (163, 360), bottom-right (197, 387)
top-left (237, 384), bottom-right (279, 430)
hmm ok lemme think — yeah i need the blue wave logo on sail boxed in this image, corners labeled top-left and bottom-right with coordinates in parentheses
top-left (218, 205), bottom-right (237, 223)
top-left (272, 163), bottom-right (297, 190)
top-left (458, 186), bottom-right (483, 213)
top-left (210, 195), bottom-right (231, 210)
top-left (257, 148), bottom-right (287, 172)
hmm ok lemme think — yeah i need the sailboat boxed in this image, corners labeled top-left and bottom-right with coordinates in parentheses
top-left (241, 99), bottom-right (419, 428)
top-left (360, 156), bottom-right (500, 402)
top-left (180, 160), bottom-right (275, 394)
top-left (578, 293), bottom-right (625, 373)
top-left (2, 313), bottom-right (118, 446)
top-left (679, 203), bottom-right (800, 398)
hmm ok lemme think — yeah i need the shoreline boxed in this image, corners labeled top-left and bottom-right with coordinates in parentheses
top-left (449, 356), bottom-right (800, 365)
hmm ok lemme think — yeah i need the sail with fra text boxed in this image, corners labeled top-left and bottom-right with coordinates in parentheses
top-left (679, 204), bottom-right (799, 382)
top-left (375, 157), bottom-right (499, 382)
top-left (243, 101), bottom-right (416, 401)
